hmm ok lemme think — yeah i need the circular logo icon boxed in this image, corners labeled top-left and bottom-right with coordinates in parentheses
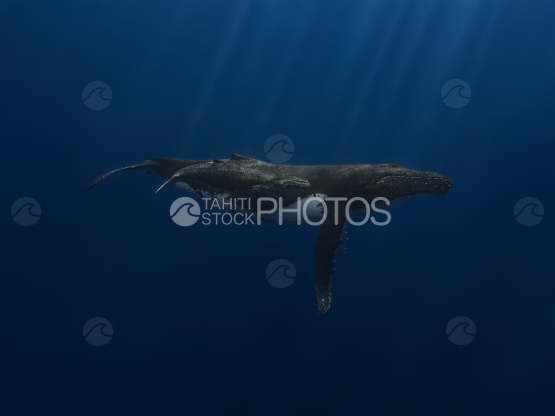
top-left (266, 259), bottom-right (296, 289)
top-left (514, 197), bottom-right (544, 226)
top-left (83, 317), bottom-right (113, 347)
top-left (82, 81), bottom-right (112, 110)
top-left (170, 197), bottom-right (201, 226)
top-left (264, 134), bottom-right (294, 164)
top-left (11, 197), bottom-right (41, 226)
top-left (446, 316), bottom-right (476, 346)
top-left (441, 79), bottom-right (471, 108)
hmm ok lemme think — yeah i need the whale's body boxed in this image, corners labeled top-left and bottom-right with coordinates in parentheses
top-left (88, 153), bottom-right (454, 313)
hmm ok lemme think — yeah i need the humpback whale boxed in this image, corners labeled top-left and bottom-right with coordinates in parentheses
top-left (87, 153), bottom-right (454, 313)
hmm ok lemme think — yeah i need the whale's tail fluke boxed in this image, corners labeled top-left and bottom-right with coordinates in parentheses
top-left (86, 158), bottom-right (208, 190)
top-left (86, 160), bottom-right (155, 190)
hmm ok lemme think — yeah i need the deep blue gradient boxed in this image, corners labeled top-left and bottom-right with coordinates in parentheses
top-left (1, 0), bottom-right (555, 414)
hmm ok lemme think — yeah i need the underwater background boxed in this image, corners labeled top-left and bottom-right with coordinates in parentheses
top-left (1, 0), bottom-right (555, 414)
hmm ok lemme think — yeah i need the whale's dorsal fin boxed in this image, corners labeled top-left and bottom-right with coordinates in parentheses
top-left (314, 201), bottom-right (347, 314)
top-left (230, 153), bottom-right (257, 162)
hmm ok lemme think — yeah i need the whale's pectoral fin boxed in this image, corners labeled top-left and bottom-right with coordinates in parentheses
top-left (336, 223), bottom-right (347, 256)
top-left (314, 202), bottom-right (347, 314)
top-left (155, 177), bottom-right (177, 196)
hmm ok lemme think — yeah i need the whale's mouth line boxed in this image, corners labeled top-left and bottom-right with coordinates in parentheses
top-left (376, 174), bottom-right (454, 197)
top-left (378, 175), bottom-right (454, 185)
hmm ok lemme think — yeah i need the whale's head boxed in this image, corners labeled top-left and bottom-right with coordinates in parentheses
top-left (368, 164), bottom-right (454, 205)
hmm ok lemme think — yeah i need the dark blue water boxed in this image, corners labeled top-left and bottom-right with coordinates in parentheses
top-left (2, 0), bottom-right (555, 414)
